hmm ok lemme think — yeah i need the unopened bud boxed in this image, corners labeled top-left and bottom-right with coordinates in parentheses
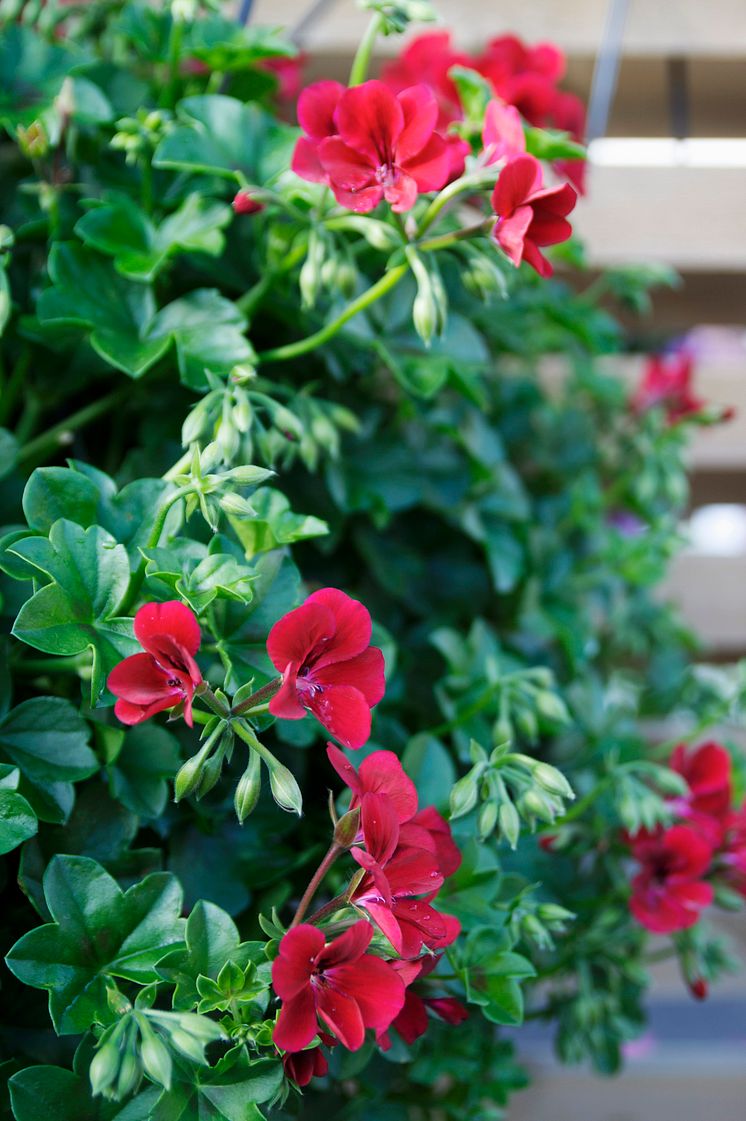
top-left (174, 741), bottom-right (213, 801)
top-left (334, 807), bottom-right (361, 848)
top-left (139, 1025), bottom-right (172, 1089)
top-left (518, 788), bottom-right (556, 824)
top-left (89, 1034), bottom-right (121, 1096)
top-left (531, 761), bottom-right (574, 800)
top-left (269, 762), bottom-right (303, 816)
top-left (478, 799), bottom-right (498, 841)
top-left (232, 190), bottom-right (264, 216)
top-left (688, 977), bottom-right (708, 1001)
top-left (115, 1050), bottom-right (142, 1100)
top-left (536, 902), bottom-right (574, 926)
top-left (219, 492), bottom-right (256, 517)
top-left (227, 464), bottom-right (273, 486)
top-left (449, 765), bottom-right (483, 820)
top-left (235, 751), bottom-right (262, 823)
top-left (498, 799), bottom-right (521, 849)
top-left (535, 690), bottom-right (570, 725)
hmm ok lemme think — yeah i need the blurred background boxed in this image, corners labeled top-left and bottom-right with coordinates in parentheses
top-left (256, 1), bottom-right (746, 1115)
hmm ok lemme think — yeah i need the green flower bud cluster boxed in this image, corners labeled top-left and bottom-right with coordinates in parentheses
top-left (111, 109), bottom-right (173, 164)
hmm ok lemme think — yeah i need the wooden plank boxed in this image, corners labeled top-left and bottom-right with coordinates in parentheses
top-left (574, 165), bottom-right (746, 271)
top-left (251, 0), bottom-right (746, 56)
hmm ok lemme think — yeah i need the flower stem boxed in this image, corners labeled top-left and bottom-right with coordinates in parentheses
top-left (119, 488), bottom-right (187, 614)
top-left (418, 218), bottom-right (496, 254)
top-left (305, 891), bottom-right (350, 926)
top-left (17, 389), bottom-right (128, 465)
top-left (257, 263), bottom-right (409, 365)
top-left (231, 677), bottom-right (282, 717)
top-left (195, 682), bottom-right (231, 718)
top-left (416, 171), bottom-right (500, 240)
top-left (348, 13), bottom-right (383, 86)
top-left (290, 842), bottom-right (344, 928)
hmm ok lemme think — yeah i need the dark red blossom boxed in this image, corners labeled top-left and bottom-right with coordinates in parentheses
top-left (632, 353), bottom-right (710, 423)
top-left (491, 154), bottom-right (576, 277)
top-left (272, 921), bottom-right (404, 1052)
top-left (107, 601), bottom-right (202, 727)
top-left (401, 805), bottom-right (462, 878)
top-left (326, 743), bottom-right (418, 823)
top-left (293, 80), bottom-right (451, 213)
top-left (281, 1033), bottom-right (334, 1086)
top-left (379, 955), bottom-right (468, 1049)
top-left (670, 741), bottom-right (732, 821)
top-left (380, 31), bottom-right (468, 129)
top-left (267, 588), bottom-right (385, 750)
top-left (475, 34), bottom-right (565, 125)
top-left (688, 977), bottom-right (709, 1001)
top-left (628, 825), bottom-right (714, 934)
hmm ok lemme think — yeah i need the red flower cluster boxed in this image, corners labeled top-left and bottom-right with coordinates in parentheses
top-left (108, 601), bottom-right (203, 727)
top-left (267, 587), bottom-right (385, 750)
top-left (292, 79), bottom-right (452, 212)
top-left (632, 351), bottom-right (734, 425)
top-left (627, 742), bottom-right (746, 936)
top-left (273, 746), bottom-right (465, 1082)
top-left (381, 30), bottom-right (587, 193)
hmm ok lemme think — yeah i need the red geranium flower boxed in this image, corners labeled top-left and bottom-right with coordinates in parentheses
top-left (631, 353), bottom-right (707, 423)
top-left (378, 954), bottom-right (468, 1049)
top-left (400, 805), bottom-right (462, 877)
top-left (482, 99), bottom-right (526, 164)
top-left (628, 825), bottom-right (714, 934)
top-left (281, 1032), bottom-right (334, 1086)
top-left (475, 34), bottom-right (565, 125)
top-left (491, 154), bottom-right (576, 277)
top-left (303, 80), bottom-right (451, 213)
top-left (107, 601), bottom-right (202, 727)
top-left (291, 79), bottom-right (346, 183)
top-left (267, 588), bottom-right (385, 750)
top-left (272, 921), bottom-right (405, 1052)
top-left (670, 741), bottom-right (732, 821)
top-left (261, 53), bottom-right (306, 102)
top-left (380, 31), bottom-right (469, 129)
top-left (326, 743), bottom-right (418, 823)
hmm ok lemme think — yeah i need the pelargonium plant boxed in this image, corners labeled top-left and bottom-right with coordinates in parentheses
top-left (0, 1), bottom-right (744, 1119)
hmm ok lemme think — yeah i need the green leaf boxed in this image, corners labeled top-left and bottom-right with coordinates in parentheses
top-left (0, 765), bottom-right (37, 854)
top-left (154, 95), bottom-right (294, 182)
top-left (107, 724), bottom-right (181, 819)
top-left (10, 520), bottom-right (136, 703)
top-left (143, 541), bottom-right (255, 614)
top-left (5, 855), bottom-right (185, 1034)
top-left (401, 734), bottom-right (456, 811)
top-left (22, 463), bottom-right (181, 567)
top-left (228, 488), bottom-right (327, 557)
top-left (76, 193), bottom-right (232, 282)
top-left (156, 900), bottom-right (259, 1011)
top-left (37, 243), bottom-right (171, 378)
top-left (147, 289), bottom-right (254, 391)
top-left (9, 1065), bottom-right (157, 1121)
top-left (0, 25), bottom-right (83, 129)
top-left (524, 126), bottom-right (586, 162)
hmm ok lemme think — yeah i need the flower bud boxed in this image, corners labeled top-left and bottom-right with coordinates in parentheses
top-left (227, 464), bottom-right (274, 486)
top-left (231, 392), bottom-right (252, 433)
top-left (478, 799), bottom-right (498, 841)
top-left (115, 1049), bottom-right (142, 1100)
top-left (688, 977), bottom-right (708, 1001)
top-left (520, 912), bottom-right (550, 948)
top-left (89, 1033), bottom-right (121, 1097)
top-left (334, 807), bottom-right (361, 848)
top-left (232, 190), bottom-right (264, 216)
top-left (518, 788), bottom-right (556, 824)
top-left (219, 492), bottom-right (256, 518)
top-left (17, 121), bottom-right (49, 159)
top-left (535, 690), bottom-right (570, 725)
top-left (195, 751), bottom-right (225, 799)
top-left (531, 761), bottom-right (574, 801)
top-left (498, 799), bottom-right (521, 849)
top-left (536, 902), bottom-right (574, 926)
top-left (449, 764), bottom-right (484, 820)
top-left (174, 741), bottom-right (213, 802)
top-left (412, 276), bottom-right (438, 346)
top-left (235, 751), bottom-right (262, 823)
top-left (268, 761), bottom-right (303, 816)
top-left (139, 1025), bottom-right (172, 1089)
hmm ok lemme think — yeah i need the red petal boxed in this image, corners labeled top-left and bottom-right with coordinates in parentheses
top-left (107, 652), bottom-right (173, 703)
top-left (266, 600), bottom-right (336, 673)
top-left (272, 925), bottom-right (325, 999)
top-left (361, 899), bottom-right (403, 953)
top-left (427, 996), bottom-right (468, 1025)
top-left (360, 792), bottom-right (400, 866)
top-left (315, 984), bottom-right (366, 1051)
top-left (482, 100), bottom-right (526, 163)
top-left (385, 171), bottom-right (419, 213)
top-left (521, 237), bottom-right (553, 277)
top-left (384, 845), bottom-right (442, 896)
top-left (492, 155), bottom-right (543, 218)
top-left (396, 85), bottom-right (439, 161)
top-left (326, 742), bottom-right (363, 796)
top-left (306, 588), bottom-right (373, 667)
top-left (328, 183), bottom-right (384, 213)
top-left (291, 137), bottom-right (327, 183)
top-left (316, 919), bottom-right (373, 969)
top-left (113, 696), bottom-right (175, 725)
top-left (297, 79), bottom-right (345, 139)
top-left (308, 684), bottom-right (372, 750)
top-left (273, 987), bottom-right (318, 1052)
top-left (332, 956), bottom-right (405, 1031)
top-left (392, 989), bottom-right (429, 1044)
top-left (269, 662), bottom-right (306, 719)
top-left (334, 80), bottom-right (404, 164)
top-left (318, 137), bottom-right (376, 190)
top-left (494, 206), bottom-right (533, 266)
top-left (134, 601), bottom-right (201, 658)
top-left (409, 807), bottom-right (462, 875)
top-left (313, 647), bottom-right (385, 707)
top-left (358, 750), bottom-right (418, 822)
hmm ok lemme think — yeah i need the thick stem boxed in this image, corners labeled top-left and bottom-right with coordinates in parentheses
top-left (348, 13), bottom-right (383, 86)
top-left (195, 682), bottom-right (231, 718)
top-left (17, 389), bottom-right (128, 465)
top-left (257, 264), bottom-right (409, 365)
top-left (231, 677), bottom-right (282, 717)
top-left (305, 891), bottom-right (350, 926)
top-left (290, 842), bottom-right (343, 928)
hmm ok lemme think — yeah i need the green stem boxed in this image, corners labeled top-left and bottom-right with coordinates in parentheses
top-left (17, 389), bottom-right (127, 465)
top-left (418, 218), bottom-right (495, 254)
top-left (348, 13), bottom-right (383, 86)
top-left (423, 684), bottom-right (496, 738)
top-left (553, 776), bottom-right (612, 825)
top-left (0, 349), bottom-right (31, 426)
top-left (195, 682), bottom-right (231, 718)
top-left (236, 241), bottom-right (308, 318)
top-left (290, 842), bottom-right (344, 928)
top-left (305, 890), bottom-right (350, 926)
top-left (416, 171), bottom-right (499, 239)
top-left (257, 263), bottom-right (409, 365)
top-left (231, 677), bottom-right (282, 717)
top-left (119, 488), bottom-right (187, 614)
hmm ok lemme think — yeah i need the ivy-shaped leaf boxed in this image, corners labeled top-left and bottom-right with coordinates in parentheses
top-left (229, 488), bottom-right (328, 557)
top-left (105, 724), bottom-right (181, 819)
top-left (143, 540), bottom-right (255, 613)
top-left (0, 764), bottom-right (37, 854)
top-left (9, 1064), bottom-right (158, 1120)
top-left (9, 520), bottom-right (137, 703)
top-left (5, 855), bottom-right (185, 1034)
top-left (76, 193), bottom-right (232, 282)
top-left (0, 697), bottom-right (97, 824)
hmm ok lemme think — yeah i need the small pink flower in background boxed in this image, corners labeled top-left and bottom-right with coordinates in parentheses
top-left (491, 154), bottom-right (576, 277)
top-left (232, 189), bottom-right (264, 215)
top-left (475, 34), bottom-right (565, 125)
top-left (670, 741), bottom-right (732, 821)
top-left (262, 53), bottom-right (306, 102)
top-left (380, 31), bottom-right (469, 129)
top-left (272, 921), bottom-right (405, 1052)
top-left (481, 99), bottom-right (526, 164)
top-left (107, 601), bottom-right (202, 727)
top-left (293, 80), bottom-right (451, 213)
top-left (627, 825), bottom-right (714, 934)
top-left (267, 587), bottom-right (385, 749)
top-left (632, 353), bottom-right (705, 422)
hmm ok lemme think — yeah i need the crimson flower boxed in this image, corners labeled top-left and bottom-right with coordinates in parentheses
top-left (272, 921), bottom-right (405, 1052)
top-left (401, 805), bottom-right (462, 877)
top-left (326, 743), bottom-right (418, 823)
top-left (291, 79), bottom-right (345, 184)
top-left (107, 601), bottom-right (202, 728)
top-left (631, 353), bottom-right (707, 423)
top-left (670, 742), bottom-right (732, 821)
top-left (628, 825), bottom-right (713, 934)
top-left (380, 32), bottom-right (468, 129)
top-left (295, 80), bottom-right (452, 213)
top-left (491, 154), bottom-right (576, 277)
top-left (719, 804), bottom-right (746, 896)
top-left (267, 588), bottom-right (385, 750)
top-left (475, 34), bottom-right (565, 125)
top-left (261, 53), bottom-right (306, 102)
top-left (281, 1032), bottom-right (334, 1087)
top-left (379, 955), bottom-right (468, 1049)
